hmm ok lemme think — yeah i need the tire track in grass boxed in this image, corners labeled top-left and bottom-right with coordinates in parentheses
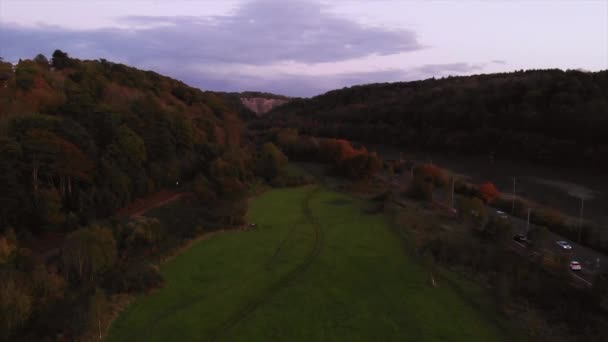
top-left (114, 191), bottom-right (312, 342)
top-left (209, 186), bottom-right (324, 342)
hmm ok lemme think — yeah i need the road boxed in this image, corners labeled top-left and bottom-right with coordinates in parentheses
top-left (379, 171), bottom-right (606, 287)
top-left (501, 211), bottom-right (604, 286)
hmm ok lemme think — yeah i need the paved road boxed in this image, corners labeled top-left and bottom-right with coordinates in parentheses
top-left (498, 211), bottom-right (604, 286)
top-left (379, 171), bottom-right (607, 287)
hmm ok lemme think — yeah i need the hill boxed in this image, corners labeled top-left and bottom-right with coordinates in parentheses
top-left (259, 69), bottom-right (608, 168)
top-left (0, 50), bottom-right (247, 235)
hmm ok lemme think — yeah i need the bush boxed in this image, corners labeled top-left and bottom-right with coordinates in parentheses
top-left (104, 262), bottom-right (163, 294)
top-left (193, 174), bottom-right (218, 204)
top-left (417, 164), bottom-right (450, 188)
top-left (335, 152), bottom-right (382, 180)
top-left (117, 217), bottom-right (165, 257)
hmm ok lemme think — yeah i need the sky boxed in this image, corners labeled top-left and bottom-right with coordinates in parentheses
top-left (1, 0), bottom-right (607, 97)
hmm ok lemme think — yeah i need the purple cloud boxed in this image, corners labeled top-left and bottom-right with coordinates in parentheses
top-left (0, 0), bottom-right (488, 96)
top-left (0, 0), bottom-right (422, 65)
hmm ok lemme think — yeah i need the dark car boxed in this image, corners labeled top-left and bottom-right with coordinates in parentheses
top-left (513, 234), bottom-right (530, 245)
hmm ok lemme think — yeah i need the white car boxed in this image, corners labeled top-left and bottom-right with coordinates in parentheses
top-left (569, 261), bottom-right (582, 271)
top-left (496, 210), bottom-right (508, 219)
top-left (556, 240), bottom-right (573, 250)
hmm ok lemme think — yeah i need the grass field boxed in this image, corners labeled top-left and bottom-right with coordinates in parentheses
top-left (107, 186), bottom-right (512, 342)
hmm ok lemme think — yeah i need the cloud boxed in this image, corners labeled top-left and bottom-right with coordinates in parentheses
top-left (0, 0), bottom-right (485, 97)
top-left (414, 63), bottom-right (485, 76)
top-left (0, 0), bottom-right (421, 66)
top-left (491, 59), bottom-right (507, 65)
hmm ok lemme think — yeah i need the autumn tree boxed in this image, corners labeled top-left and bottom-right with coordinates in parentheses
top-left (21, 128), bottom-right (93, 196)
top-left (478, 182), bottom-right (500, 203)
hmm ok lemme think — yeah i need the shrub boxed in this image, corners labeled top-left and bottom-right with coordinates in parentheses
top-left (336, 152), bottom-right (382, 180)
top-left (104, 262), bottom-right (163, 294)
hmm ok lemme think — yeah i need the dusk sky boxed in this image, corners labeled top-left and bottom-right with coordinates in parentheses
top-left (1, 0), bottom-right (606, 97)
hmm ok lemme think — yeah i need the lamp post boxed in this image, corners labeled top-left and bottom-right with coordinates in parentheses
top-left (525, 208), bottom-right (532, 238)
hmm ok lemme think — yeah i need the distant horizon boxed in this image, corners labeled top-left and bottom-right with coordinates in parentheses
top-left (2, 0), bottom-right (606, 96)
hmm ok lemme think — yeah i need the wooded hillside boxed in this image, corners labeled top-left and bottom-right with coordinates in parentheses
top-left (258, 69), bottom-right (608, 167)
top-left (0, 50), bottom-right (247, 238)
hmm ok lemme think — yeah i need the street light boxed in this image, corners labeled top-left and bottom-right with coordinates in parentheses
top-left (526, 208), bottom-right (531, 237)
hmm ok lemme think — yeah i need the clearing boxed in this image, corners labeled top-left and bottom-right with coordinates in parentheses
top-left (107, 186), bottom-right (513, 341)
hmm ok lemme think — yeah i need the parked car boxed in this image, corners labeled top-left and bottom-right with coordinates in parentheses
top-left (569, 261), bottom-right (582, 271)
top-left (556, 240), bottom-right (573, 250)
top-left (513, 234), bottom-right (529, 244)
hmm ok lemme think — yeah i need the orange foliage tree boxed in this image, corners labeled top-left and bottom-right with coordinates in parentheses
top-left (478, 182), bottom-right (500, 203)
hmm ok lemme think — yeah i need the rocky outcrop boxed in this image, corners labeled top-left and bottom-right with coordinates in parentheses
top-left (240, 97), bottom-right (289, 115)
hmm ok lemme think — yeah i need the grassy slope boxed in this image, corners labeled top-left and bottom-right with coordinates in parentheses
top-left (107, 186), bottom-right (509, 342)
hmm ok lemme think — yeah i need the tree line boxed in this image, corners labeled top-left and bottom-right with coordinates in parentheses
top-left (256, 69), bottom-right (608, 169)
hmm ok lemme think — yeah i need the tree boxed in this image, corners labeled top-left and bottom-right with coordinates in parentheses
top-left (61, 225), bottom-right (117, 283)
top-left (119, 217), bottom-right (165, 255)
top-left (87, 288), bottom-right (109, 341)
top-left (106, 125), bottom-right (147, 170)
top-left (21, 128), bottom-right (93, 197)
top-left (257, 142), bottom-right (288, 181)
top-left (15, 62), bottom-right (37, 91)
top-left (478, 182), bottom-right (500, 203)
top-left (34, 54), bottom-right (49, 67)
top-left (51, 49), bottom-right (71, 69)
top-left (0, 277), bottom-right (32, 340)
top-left (593, 272), bottom-right (608, 312)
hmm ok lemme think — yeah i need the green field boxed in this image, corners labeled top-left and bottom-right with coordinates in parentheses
top-left (107, 186), bottom-right (511, 341)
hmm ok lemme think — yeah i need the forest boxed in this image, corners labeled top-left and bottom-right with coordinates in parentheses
top-left (0, 51), bottom-right (258, 341)
top-left (256, 69), bottom-right (608, 168)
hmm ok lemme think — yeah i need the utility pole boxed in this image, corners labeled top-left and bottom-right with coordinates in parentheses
top-left (512, 177), bottom-right (516, 214)
top-left (526, 208), bottom-right (531, 237)
top-left (578, 197), bottom-right (585, 243)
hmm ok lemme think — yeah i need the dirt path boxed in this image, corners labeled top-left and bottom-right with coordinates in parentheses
top-left (117, 190), bottom-right (184, 218)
